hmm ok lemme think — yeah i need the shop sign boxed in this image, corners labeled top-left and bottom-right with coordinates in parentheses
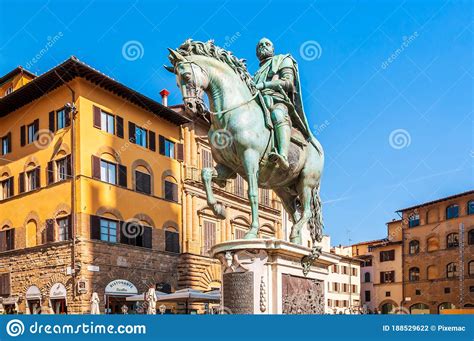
top-left (105, 279), bottom-right (138, 295)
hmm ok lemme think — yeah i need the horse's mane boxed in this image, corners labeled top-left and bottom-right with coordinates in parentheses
top-left (175, 39), bottom-right (258, 94)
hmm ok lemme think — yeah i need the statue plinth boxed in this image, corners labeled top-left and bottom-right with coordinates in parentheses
top-left (211, 239), bottom-right (338, 314)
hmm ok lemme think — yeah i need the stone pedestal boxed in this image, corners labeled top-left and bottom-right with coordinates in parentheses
top-left (211, 239), bottom-right (339, 314)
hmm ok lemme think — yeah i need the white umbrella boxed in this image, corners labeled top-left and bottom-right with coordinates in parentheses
top-left (146, 288), bottom-right (157, 315)
top-left (156, 288), bottom-right (221, 314)
top-left (90, 292), bottom-right (100, 314)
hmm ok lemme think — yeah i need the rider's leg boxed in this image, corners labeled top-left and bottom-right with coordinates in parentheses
top-left (269, 103), bottom-right (291, 170)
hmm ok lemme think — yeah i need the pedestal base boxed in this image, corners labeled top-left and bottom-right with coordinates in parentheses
top-left (211, 239), bottom-right (339, 314)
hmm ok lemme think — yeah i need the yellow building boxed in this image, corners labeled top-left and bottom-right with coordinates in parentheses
top-left (0, 57), bottom-right (188, 314)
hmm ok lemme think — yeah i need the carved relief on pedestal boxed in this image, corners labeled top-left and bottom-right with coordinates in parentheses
top-left (282, 274), bottom-right (324, 314)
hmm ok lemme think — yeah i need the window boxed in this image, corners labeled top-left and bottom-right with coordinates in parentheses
top-left (470, 286), bottom-right (474, 293)
top-left (415, 290), bottom-right (421, 296)
top-left (342, 266), bottom-right (348, 275)
top-left (56, 158), bottom-right (68, 181)
top-left (234, 175), bottom-right (245, 197)
top-left (352, 268), bottom-right (358, 276)
top-left (135, 170), bottom-right (151, 195)
top-left (444, 287), bottom-right (450, 294)
top-left (1, 134), bottom-right (11, 155)
top-left (468, 201), bottom-right (474, 215)
top-left (408, 213), bottom-right (420, 227)
top-left (201, 149), bottom-right (213, 168)
top-left (100, 160), bottom-right (116, 185)
top-left (101, 110), bottom-right (115, 134)
top-left (27, 122), bottom-right (37, 144)
top-left (343, 283), bottom-right (348, 293)
top-left (26, 168), bottom-right (39, 191)
top-left (409, 267), bottom-right (420, 282)
top-left (385, 291), bottom-right (391, 297)
top-left (165, 230), bottom-right (179, 253)
top-left (364, 272), bottom-right (371, 283)
top-left (100, 218), bottom-right (117, 243)
top-left (352, 284), bottom-right (357, 293)
top-left (380, 250), bottom-right (395, 262)
top-left (446, 263), bottom-right (457, 278)
top-left (56, 109), bottom-right (66, 130)
top-left (380, 271), bottom-right (395, 283)
top-left (164, 180), bottom-right (178, 202)
top-left (57, 218), bottom-right (69, 241)
top-left (0, 178), bottom-right (13, 200)
top-left (159, 136), bottom-right (175, 158)
top-left (469, 230), bottom-right (474, 245)
top-left (332, 265), bottom-right (339, 273)
top-left (4, 86), bottom-right (13, 96)
top-left (0, 227), bottom-right (15, 251)
top-left (135, 126), bottom-right (148, 148)
top-left (446, 204), bottom-right (459, 219)
top-left (469, 261), bottom-right (474, 276)
top-left (203, 220), bottom-right (216, 254)
top-left (235, 228), bottom-right (246, 239)
top-left (260, 189), bottom-right (270, 206)
top-left (365, 291), bottom-right (371, 302)
top-left (446, 233), bottom-right (459, 248)
top-left (409, 240), bottom-right (420, 254)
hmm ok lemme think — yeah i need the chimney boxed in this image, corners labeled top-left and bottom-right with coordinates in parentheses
top-left (159, 89), bottom-right (170, 107)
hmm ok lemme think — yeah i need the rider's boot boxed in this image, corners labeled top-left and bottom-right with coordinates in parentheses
top-left (269, 121), bottom-right (291, 170)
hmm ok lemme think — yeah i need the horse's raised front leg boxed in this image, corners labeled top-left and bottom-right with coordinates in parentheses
top-left (202, 163), bottom-right (234, 219)
top-left (242, 150), bottom-right (260, 239)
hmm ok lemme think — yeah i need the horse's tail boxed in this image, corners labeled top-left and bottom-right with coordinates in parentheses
top-left (309, 182), bottom-right (323, 244)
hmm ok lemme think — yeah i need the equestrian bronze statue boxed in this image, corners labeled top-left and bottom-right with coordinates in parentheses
top-left (166, 39), bottom-right (325, 271)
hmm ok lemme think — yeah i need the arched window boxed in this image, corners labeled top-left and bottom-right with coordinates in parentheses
top-left (446, 204), bottom-right (459, 219)
top-left (427, 236), bottom-right (439, 252)
top-left (410, 303), bottom-right (430, 314)
top-left (438, 302), bottom-right (455, 313)
top-left (427, 265), bottom-right (438, 280)
top-left (163, 174), bottom-right (178, 202)
top-left (364, 272), bottom-right (371, 283)
top-left (468, 230), bottom-right (474, 245)
top-left (446, 233), bottom-right (459, 248)
top-left (468, 201), bottom-right (474, 215)
top-left (165, 227), bottom-right (179, 253)
top-left (26, 219), bottom-right (38, 248)
top-left (446, 263), bottom-right (457, 278)
top-left (409, 240), bottom-right (420, 254)
top-left (0, 225), bottom-right (14, 251)
top-left (469, 261), bottom-right (474, 276)
top-left (134, 165), bottom-right (152, 195)
top-left (409, 267), bottom-right (420, 282)
top-left (426, 209), bottom-right (439, 224)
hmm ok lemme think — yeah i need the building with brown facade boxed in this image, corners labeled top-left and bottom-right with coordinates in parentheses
top-left (353, 190), bottom-right (474, 314)
top-left (398, 190), bottom-right (474, 314)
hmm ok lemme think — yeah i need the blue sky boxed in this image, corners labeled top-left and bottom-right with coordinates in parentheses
top-left (0, 0), bottom-right (472, 245)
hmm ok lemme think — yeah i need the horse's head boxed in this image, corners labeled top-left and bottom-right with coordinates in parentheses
top-left (165, 48), bottom-right (209, 115)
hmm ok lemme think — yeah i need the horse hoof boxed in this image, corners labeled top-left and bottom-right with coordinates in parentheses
top-left (213, 203), bottom-right (226, 219)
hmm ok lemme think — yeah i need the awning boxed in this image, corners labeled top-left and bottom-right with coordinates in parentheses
top-left (1, 296), bottom-right (19, 305)
top-left (26, 285), bottom-right (42, 300)
top-left (49, 283), bottom-right (67, 299)
top-left (156, 288), bottom-right (221, 303)
top-left (105, 279), bottom-right (138, 296)
top-left (125, 291), bottom-right (167, 302)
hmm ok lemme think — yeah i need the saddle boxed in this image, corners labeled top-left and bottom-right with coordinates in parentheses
top-left (256, 92), bottom-right (308, 149)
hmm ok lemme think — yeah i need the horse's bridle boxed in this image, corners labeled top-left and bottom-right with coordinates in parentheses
top-left (176, 60), bottom-right (259, 117)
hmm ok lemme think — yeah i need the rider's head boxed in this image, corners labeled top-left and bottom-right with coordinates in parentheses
top-left (256, 38), bottom-right (274, 62)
